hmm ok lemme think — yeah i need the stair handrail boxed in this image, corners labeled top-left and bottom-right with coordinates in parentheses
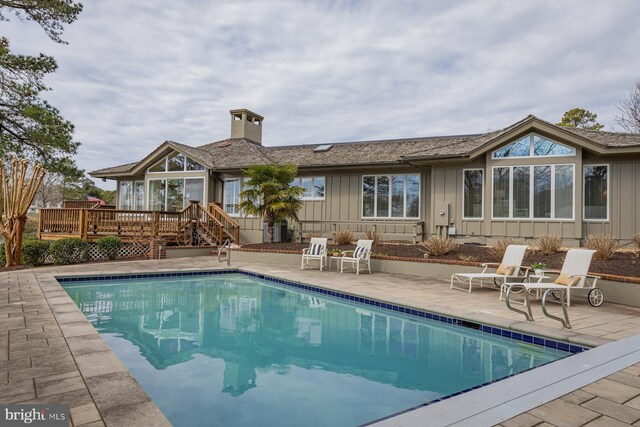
top-left (207, 203), bottom-right (240, 243)
top-left (218, 238), bottom-right (231, 266)
top-left (194, 203), bottom-right (226, 244)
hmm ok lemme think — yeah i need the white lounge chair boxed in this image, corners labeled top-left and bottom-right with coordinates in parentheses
top-left (504, 249), bottom-right (603, 329)
top-left (340, 239), bottom-right (373, 274)
top-left (450, 245), bottom-right (529, 293)
top-left (301, 237), bottom-right (328, 271)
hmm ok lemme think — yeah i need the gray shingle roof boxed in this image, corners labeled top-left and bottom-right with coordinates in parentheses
top-left (90, 115), bottom-right (640, 177)
top-left (560, 127), bottom-right (640, 147)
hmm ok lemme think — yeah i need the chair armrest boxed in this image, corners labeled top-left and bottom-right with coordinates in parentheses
top-left (302, 248), bottom-right (309, 254)
top-left (481, 262), bottom-right (499, 273)
top-left (517, 266), bottom-right (532, 276)
top-left (481, 262), bottom-right (500, 267)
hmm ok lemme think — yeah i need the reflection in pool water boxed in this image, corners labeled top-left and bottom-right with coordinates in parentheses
top-left (62, 274), bottom-right (570, 427)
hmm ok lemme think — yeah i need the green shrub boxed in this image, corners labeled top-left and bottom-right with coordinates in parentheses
top-left (21, 239), bottom-right (51, 266)
top-left (49, 238), bottom-right (90, 265)
top-left (96, 236), bottom-right (123, 260)
top-left (0, 243), bottom-right (5, 265)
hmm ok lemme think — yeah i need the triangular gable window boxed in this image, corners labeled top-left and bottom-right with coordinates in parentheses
top-left (493, 134), bottom-right (575, 159)
top-left (147, 151), bottom-right (205, 172)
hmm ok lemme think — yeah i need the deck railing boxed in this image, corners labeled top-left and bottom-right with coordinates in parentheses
top-left (38, 201), bottom-right (236, 244)
top-left (38, 208), bottom-right (83, 237)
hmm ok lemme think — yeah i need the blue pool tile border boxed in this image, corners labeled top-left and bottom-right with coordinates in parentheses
top-left (56, 268), bottom-right (589, 355)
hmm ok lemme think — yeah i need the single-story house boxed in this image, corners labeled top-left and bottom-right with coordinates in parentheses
top-left (90, 109), bottom-right (640, 245)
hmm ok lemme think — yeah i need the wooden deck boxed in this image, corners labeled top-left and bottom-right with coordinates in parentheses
top-left (38, 202), bottom-right (240, 244)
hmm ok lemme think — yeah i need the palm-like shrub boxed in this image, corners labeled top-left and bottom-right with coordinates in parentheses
top-left (239, 165), bottom-right (304, 243)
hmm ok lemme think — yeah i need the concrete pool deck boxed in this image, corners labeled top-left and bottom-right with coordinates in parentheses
top-left (2, 255), bottom-right (640, 426)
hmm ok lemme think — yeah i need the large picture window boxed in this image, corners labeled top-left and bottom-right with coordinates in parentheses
top-left (492, 165), bottom-right (574, 220)
top-left (291, 177), bottom-right (325, 200)
top-left (147, 178), bottom-right (204, 211)
top-left (584, 165), bottom-right (608, 220)
top-left (362, 174), bottom-right (420, 218)
top-left (493, 134), bottom-right (575, 159)
top-left (463, 169), bottom-right (483, 219)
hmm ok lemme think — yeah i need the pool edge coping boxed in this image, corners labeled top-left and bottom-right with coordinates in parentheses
top-left (42, 265), bottom-right (612, 426)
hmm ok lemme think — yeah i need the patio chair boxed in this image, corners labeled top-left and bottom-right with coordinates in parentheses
top-left (450, 245), bottom-right (529, 293)
top-left (503, 249), bottom-right (603, 329)
top-left (340, 240), bottom-right (373, 274)
top-left (301, 237), bottom-right (328, 271)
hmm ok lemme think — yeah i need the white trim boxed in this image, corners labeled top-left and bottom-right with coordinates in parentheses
top-left (492, 133), bottom-right (576, 160)
top-left (583, 163), bottom-right (610, 222)
top-left (361, 173), bottom-right (421, 220)
top-left (145, 177), bottom-right (205, 211)
top-left (491, 164), bottom-right (575, 221)
top-left (462, 168), bottom-right (484, 220)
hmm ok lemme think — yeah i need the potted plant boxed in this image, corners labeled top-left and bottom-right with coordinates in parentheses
top-left (531, 262), bottom-right (546, 276)
top-left (327, 248), bottom-right (343, 257)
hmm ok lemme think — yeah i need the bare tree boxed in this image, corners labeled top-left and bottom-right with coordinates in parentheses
top-left (616, 80), bottom-right (640, 133)
top-left (35, 173), bottom-right (63, 208)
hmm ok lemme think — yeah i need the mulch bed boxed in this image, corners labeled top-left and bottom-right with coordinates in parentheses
top-left (241, 242), bottom-right (640, 279)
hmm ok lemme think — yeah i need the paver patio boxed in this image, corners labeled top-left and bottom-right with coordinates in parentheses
top-left (2, 255), bottom-right (640, 426)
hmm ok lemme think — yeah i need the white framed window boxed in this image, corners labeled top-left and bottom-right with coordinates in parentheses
top-left (147, 151), bottom-right (205, 173)
top-left (362, 174), bottom-right (420, 219)
top-left (584, 164), bottom-right (609, 221)
top-left (134, 181), bottom-right (144, 210)
top-left (224, 178), bottom-right (242, 215)
top-left (118, 181), bottom-right (133, 210)
top-left (119, 181), bottom-right (145, 210)
top-left (491, 164), bottom-right (574, 220)
top-left (146, 177), bottom-right (205, 211)
top-left (492, 134), bottom-right (576, 159)
top-left (291, 177), bottom-right (325, 200)
top-left (463, 169), bottom-right (484, 219)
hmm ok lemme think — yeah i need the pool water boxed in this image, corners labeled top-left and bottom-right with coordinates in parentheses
top-left (61, 273), bottom-right (571, 427)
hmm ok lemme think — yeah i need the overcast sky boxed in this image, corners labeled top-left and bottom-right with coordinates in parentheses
top-left (4, 0), bottom-right (640, 189)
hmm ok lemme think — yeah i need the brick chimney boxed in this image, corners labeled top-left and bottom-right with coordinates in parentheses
top-left (230, 109), bottom-right (263, 144)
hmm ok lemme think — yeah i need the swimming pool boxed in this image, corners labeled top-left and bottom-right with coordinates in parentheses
top-left (59, 271), bottom-right (579, 427)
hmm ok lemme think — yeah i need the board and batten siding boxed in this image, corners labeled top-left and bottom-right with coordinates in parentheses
top-left (224, 170), bottom-right (429, 243)
top-left (430, 147), bottom-right (586, 242)
top-left (583, 159), bottom-right (640, 242)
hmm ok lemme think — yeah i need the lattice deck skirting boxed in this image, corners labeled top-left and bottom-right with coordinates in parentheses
top-left (42, 242), bottom-right (150, 264)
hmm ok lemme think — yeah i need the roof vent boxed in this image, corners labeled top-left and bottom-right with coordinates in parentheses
top-left (314, 144), bottom-right (333, 152)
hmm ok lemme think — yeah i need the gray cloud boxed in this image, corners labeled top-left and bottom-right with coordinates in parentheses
top-left (3, 0), bottom-right (639, 188)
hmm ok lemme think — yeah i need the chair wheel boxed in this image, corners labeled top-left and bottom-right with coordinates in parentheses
top-left (588, 288), bottom-right (604, 307)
